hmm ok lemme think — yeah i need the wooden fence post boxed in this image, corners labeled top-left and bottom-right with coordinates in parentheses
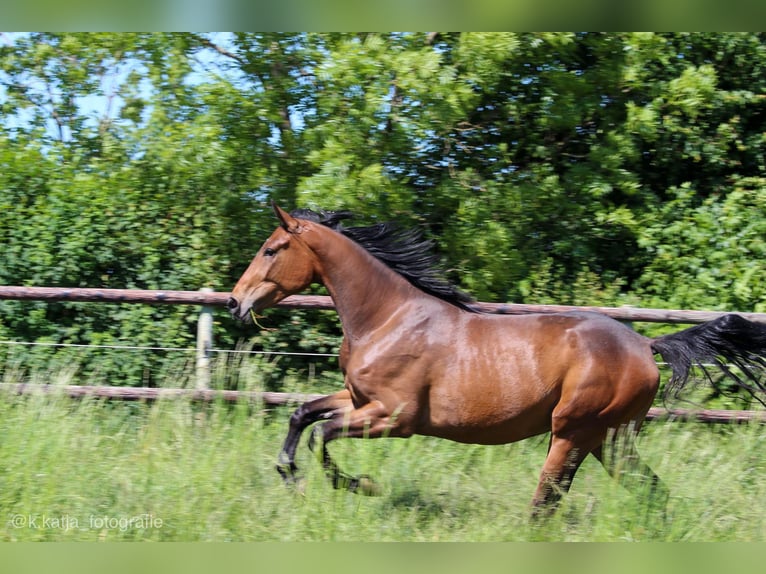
top-left (196, 288), bottom-right (214, 390)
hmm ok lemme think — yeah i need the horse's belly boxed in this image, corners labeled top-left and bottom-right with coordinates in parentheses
top-left (420, 378), bottom-right (559, 445)
top-left (421, 411), bottom-right (553, 445)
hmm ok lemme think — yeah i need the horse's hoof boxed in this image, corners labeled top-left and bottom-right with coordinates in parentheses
top-left (329, 471), bottom-right (382, 495)
top-left (276, 466), bottom-right (307, 496)
top-left (294, 476), bottom-right (307, 497)
top-left (353, 475), bottom-right (382, 496)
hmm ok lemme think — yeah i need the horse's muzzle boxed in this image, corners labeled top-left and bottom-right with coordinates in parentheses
top-left (226, 296), bottom-right (242, 320)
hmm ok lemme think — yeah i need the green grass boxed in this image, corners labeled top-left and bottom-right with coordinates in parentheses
top-left (2, 373), bottom-right (766, 541)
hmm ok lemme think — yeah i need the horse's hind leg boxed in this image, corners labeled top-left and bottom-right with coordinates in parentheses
top-left (591, 424), bottom-right (669, 515)
top-left (530, 430), bottom-right (605, 520)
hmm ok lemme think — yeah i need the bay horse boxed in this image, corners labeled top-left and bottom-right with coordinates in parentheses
top-left (228, 203), bottom-right (766, 517)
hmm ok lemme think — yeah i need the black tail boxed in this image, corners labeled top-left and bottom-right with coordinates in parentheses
top-left (650, 314), bottom-right (766, 404)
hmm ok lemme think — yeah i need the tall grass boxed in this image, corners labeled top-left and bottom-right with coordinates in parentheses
top-left (1, 366), bottom-right (765, 541)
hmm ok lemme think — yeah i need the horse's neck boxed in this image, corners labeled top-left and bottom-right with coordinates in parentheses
top-left (310, 229), bottom-right (417, 341)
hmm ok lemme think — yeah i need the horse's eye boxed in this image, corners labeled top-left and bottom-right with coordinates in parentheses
top-left (263, 248), bottom-right (276, 257)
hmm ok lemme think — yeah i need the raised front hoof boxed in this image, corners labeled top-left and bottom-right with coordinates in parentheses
top-left (332, 473), bottom-right (382, 496)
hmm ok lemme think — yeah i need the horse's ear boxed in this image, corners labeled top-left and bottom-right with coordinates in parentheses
top-left (272, 201), bottom-right (302, 233)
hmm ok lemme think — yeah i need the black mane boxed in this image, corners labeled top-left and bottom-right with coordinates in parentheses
top-left (291, 208), bottom-right (476, 311)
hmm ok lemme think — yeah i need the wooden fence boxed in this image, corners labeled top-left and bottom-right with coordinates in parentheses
top-left (2, 285), bottom-right (766, 423)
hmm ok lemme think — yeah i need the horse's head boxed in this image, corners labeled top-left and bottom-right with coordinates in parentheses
top-left (227, 203), bottom-right (318, 323)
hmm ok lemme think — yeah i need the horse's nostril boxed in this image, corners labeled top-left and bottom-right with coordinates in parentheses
top-left (226, 297), bottom-right (239, 311)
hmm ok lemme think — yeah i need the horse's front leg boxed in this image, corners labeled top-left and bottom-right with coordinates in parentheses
top-left (276, 390), bottom-right (353, 486)
top-left (307, 400), bottom-right (402, 496)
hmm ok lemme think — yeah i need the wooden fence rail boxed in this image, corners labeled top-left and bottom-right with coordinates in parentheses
top-left (2, 285), bottom-right (766, 324)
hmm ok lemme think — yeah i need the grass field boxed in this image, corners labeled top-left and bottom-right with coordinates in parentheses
top-left (2, 366), bottom-right (766, 542)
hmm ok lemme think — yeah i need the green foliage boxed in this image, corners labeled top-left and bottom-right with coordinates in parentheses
top-left (637, 180), bottom-right (766, 313)
top-left (1, 32), bottom-right (765, 390)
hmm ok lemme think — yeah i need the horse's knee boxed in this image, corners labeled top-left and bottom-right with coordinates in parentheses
top-left (289, 403), bottom-right (313, 428)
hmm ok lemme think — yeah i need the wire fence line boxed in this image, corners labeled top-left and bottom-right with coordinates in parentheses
top-left (5, 338), bottom-right (693, 366)
top-left (0, 338), bottom-right (729, 388)
top-left (0, 339), bottom-right (340, 358)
